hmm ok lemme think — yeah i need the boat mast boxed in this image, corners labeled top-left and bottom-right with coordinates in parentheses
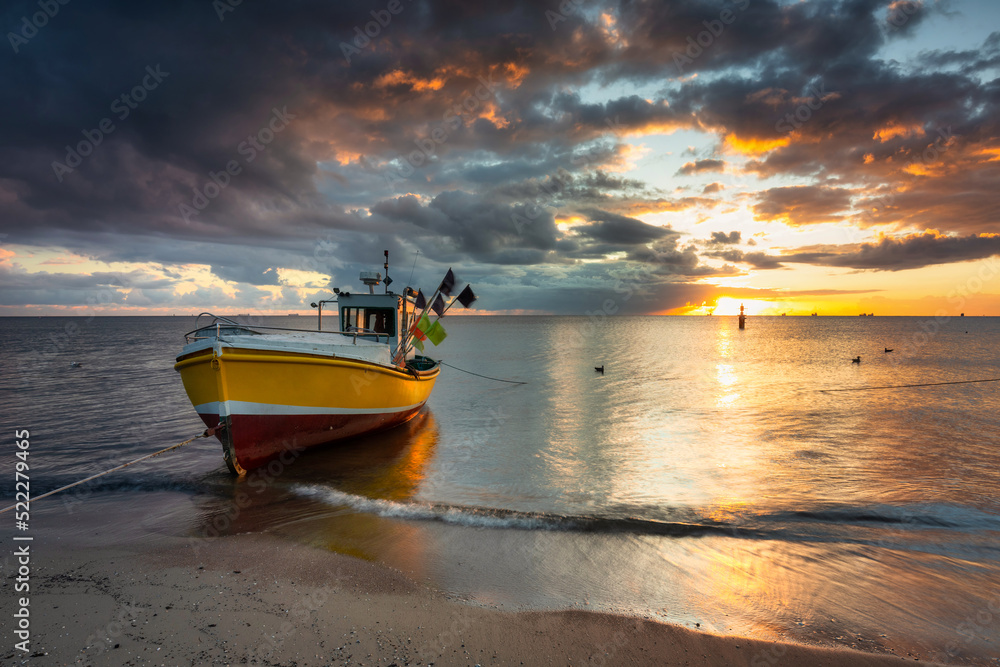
top-left (383, 250), bottom-right (392, 294)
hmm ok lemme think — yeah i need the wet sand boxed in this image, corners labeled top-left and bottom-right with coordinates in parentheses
top-left (4, 531), bottom-right (943, 666)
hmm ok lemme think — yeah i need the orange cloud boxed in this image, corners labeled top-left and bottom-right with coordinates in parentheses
top-left (482, 102), bottom-right (511, 129)
top-left (503, 61), bottom-right (530, 88)
top-left (598, 11), bottom-right (622, 44)
top-left (873, 122), bottom-right (922, 143)
top-left (373, 70), bottom-right (445, 92)
top-left (329, 149), bottom-right (364, 165)
top-left (974, 147), bottom-right (1000, 162)
top-left (903, 161), bottom-right (942, 177)
top-left (725, 133), bottom-right (791, 156)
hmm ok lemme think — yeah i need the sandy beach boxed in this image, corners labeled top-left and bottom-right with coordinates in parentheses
top-left (4, 527), bottom-right (943, 667)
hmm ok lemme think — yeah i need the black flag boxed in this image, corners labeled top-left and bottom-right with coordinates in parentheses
top-left (439, 268), bottom-right (456, 296)
top-left (415, 289), bottom-right (426, 310)
top-left (431, 294), bottom-right (446, 317)
top-left (456, 284), bottom-right (477, 308)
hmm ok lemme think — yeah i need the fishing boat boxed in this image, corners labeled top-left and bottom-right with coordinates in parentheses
top-left (174, 261), bottom-right (458, 474)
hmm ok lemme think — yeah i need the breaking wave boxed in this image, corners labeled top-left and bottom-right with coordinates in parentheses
top-left (292, 484), bottom-right (737, 537)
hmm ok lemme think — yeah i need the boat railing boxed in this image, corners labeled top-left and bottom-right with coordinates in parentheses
top-left (192, 312), bottom-right (243, 328)
top-left (184, 313), bottom-right (391, 345)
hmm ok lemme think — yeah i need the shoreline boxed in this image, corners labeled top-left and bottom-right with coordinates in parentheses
top-left (3, 530), bottom-right (945, 666)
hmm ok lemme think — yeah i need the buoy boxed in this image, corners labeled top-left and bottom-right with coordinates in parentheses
top-left (738, 303), bottom-right (746, 330)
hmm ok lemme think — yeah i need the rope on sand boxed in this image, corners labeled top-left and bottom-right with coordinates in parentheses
top-left (0, 425), bottom-right (221, 515)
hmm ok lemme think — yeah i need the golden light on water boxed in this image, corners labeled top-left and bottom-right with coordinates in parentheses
top-left (715, 362), bottom-right (740, 408)
top-left (357, 412), bottom-right (439, 502)
top-left (706, 298), bottom-right (780, 316)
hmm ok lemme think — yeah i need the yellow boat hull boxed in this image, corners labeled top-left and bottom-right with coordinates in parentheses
top-left (174, 347), bottom-right (439, 474)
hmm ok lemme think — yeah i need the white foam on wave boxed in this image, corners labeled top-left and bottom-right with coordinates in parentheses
top-left (293, 484), bottom-right (569, 531)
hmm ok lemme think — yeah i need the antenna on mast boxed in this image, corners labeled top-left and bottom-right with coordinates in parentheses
top-left (383, 250), bottom-right (392, 294)
top-left (407, 250), bottom-right (419, 285)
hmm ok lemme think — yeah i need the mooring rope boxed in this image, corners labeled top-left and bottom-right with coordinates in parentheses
top-left (440, 361), bottom-right (527, 385)
top-left (0, 426), bottom-right (220, 515)
top-left (819, 377), bottom-right (1000, 393)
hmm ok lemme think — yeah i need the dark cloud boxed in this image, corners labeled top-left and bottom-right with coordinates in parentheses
top-left (784, 232), bottom-right (1000, 271)
top-left (574, 209), bottom-right (674, 245)
top-left (742, 251), bottom-right (786, 269)
top-left (608, 0), bottom-right (890, 80)
top-left (915, 30), bottom-right (1000, 74)
top-left (677, 159), bottom-right (727, 175)
top-left (0, 264), bottom-right (170, 306)
top-left (370, 191), bottom-right (562, 264)
top-left (703, 248), bottom-right (786, 269)
top-left (754, 186), bottom-right (855, 226)
top-left (718, 232), bottom-right (1000, 272)
top-left (881, 0), bottom-right (937, 36)
top-left (211, 265), bottom-right (281, 286)
top-left (626, 237), bottom-right (734, 277)
top-left (709, 231), bottom-right (741, 244)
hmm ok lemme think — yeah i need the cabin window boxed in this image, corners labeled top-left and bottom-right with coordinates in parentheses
top-left (340, 307), bottom-right (395, 335)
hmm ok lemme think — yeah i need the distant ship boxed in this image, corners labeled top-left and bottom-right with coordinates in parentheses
top-left (811, 312), bottom-right (818, 316)
top-left (287, 313), bottom-right (301, 316)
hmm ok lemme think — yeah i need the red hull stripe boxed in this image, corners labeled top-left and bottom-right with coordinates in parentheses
top-left (198, 406), bottom-right (424, 471)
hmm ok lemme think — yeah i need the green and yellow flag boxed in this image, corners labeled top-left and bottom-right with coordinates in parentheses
top-left (411, 313), bottom-right (431, 341)
top-left (425, 319), bottom-right (447, 346)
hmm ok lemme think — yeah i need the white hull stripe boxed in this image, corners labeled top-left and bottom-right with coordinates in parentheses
top-left (194, 400), bottom-right (426, 416)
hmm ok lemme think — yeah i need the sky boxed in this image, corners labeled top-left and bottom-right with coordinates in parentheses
top-left (2, 0), bottom-right (1000, 316)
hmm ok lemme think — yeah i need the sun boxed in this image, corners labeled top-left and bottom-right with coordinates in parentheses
top-left (711, 298), bottom-right (777, 316)
top-left (674, 298), bottom-right (785, 316)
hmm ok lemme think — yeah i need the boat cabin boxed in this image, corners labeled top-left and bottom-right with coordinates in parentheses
top-left (335, 270), bottom-right (416, 361)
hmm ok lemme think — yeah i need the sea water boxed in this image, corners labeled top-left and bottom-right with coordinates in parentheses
top-left (2, 315), bottom-right (998, 663)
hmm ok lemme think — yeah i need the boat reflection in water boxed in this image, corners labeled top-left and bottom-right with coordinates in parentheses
top-left (187, 410), bottom-right (440, 564)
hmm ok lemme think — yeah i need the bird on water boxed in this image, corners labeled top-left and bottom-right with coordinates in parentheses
top-left (852, 356), bottom-right (861, 364)
top-left (885, 348), bottom-right (893, 353)
top-left (595, 365), bottom-right (604, 373)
